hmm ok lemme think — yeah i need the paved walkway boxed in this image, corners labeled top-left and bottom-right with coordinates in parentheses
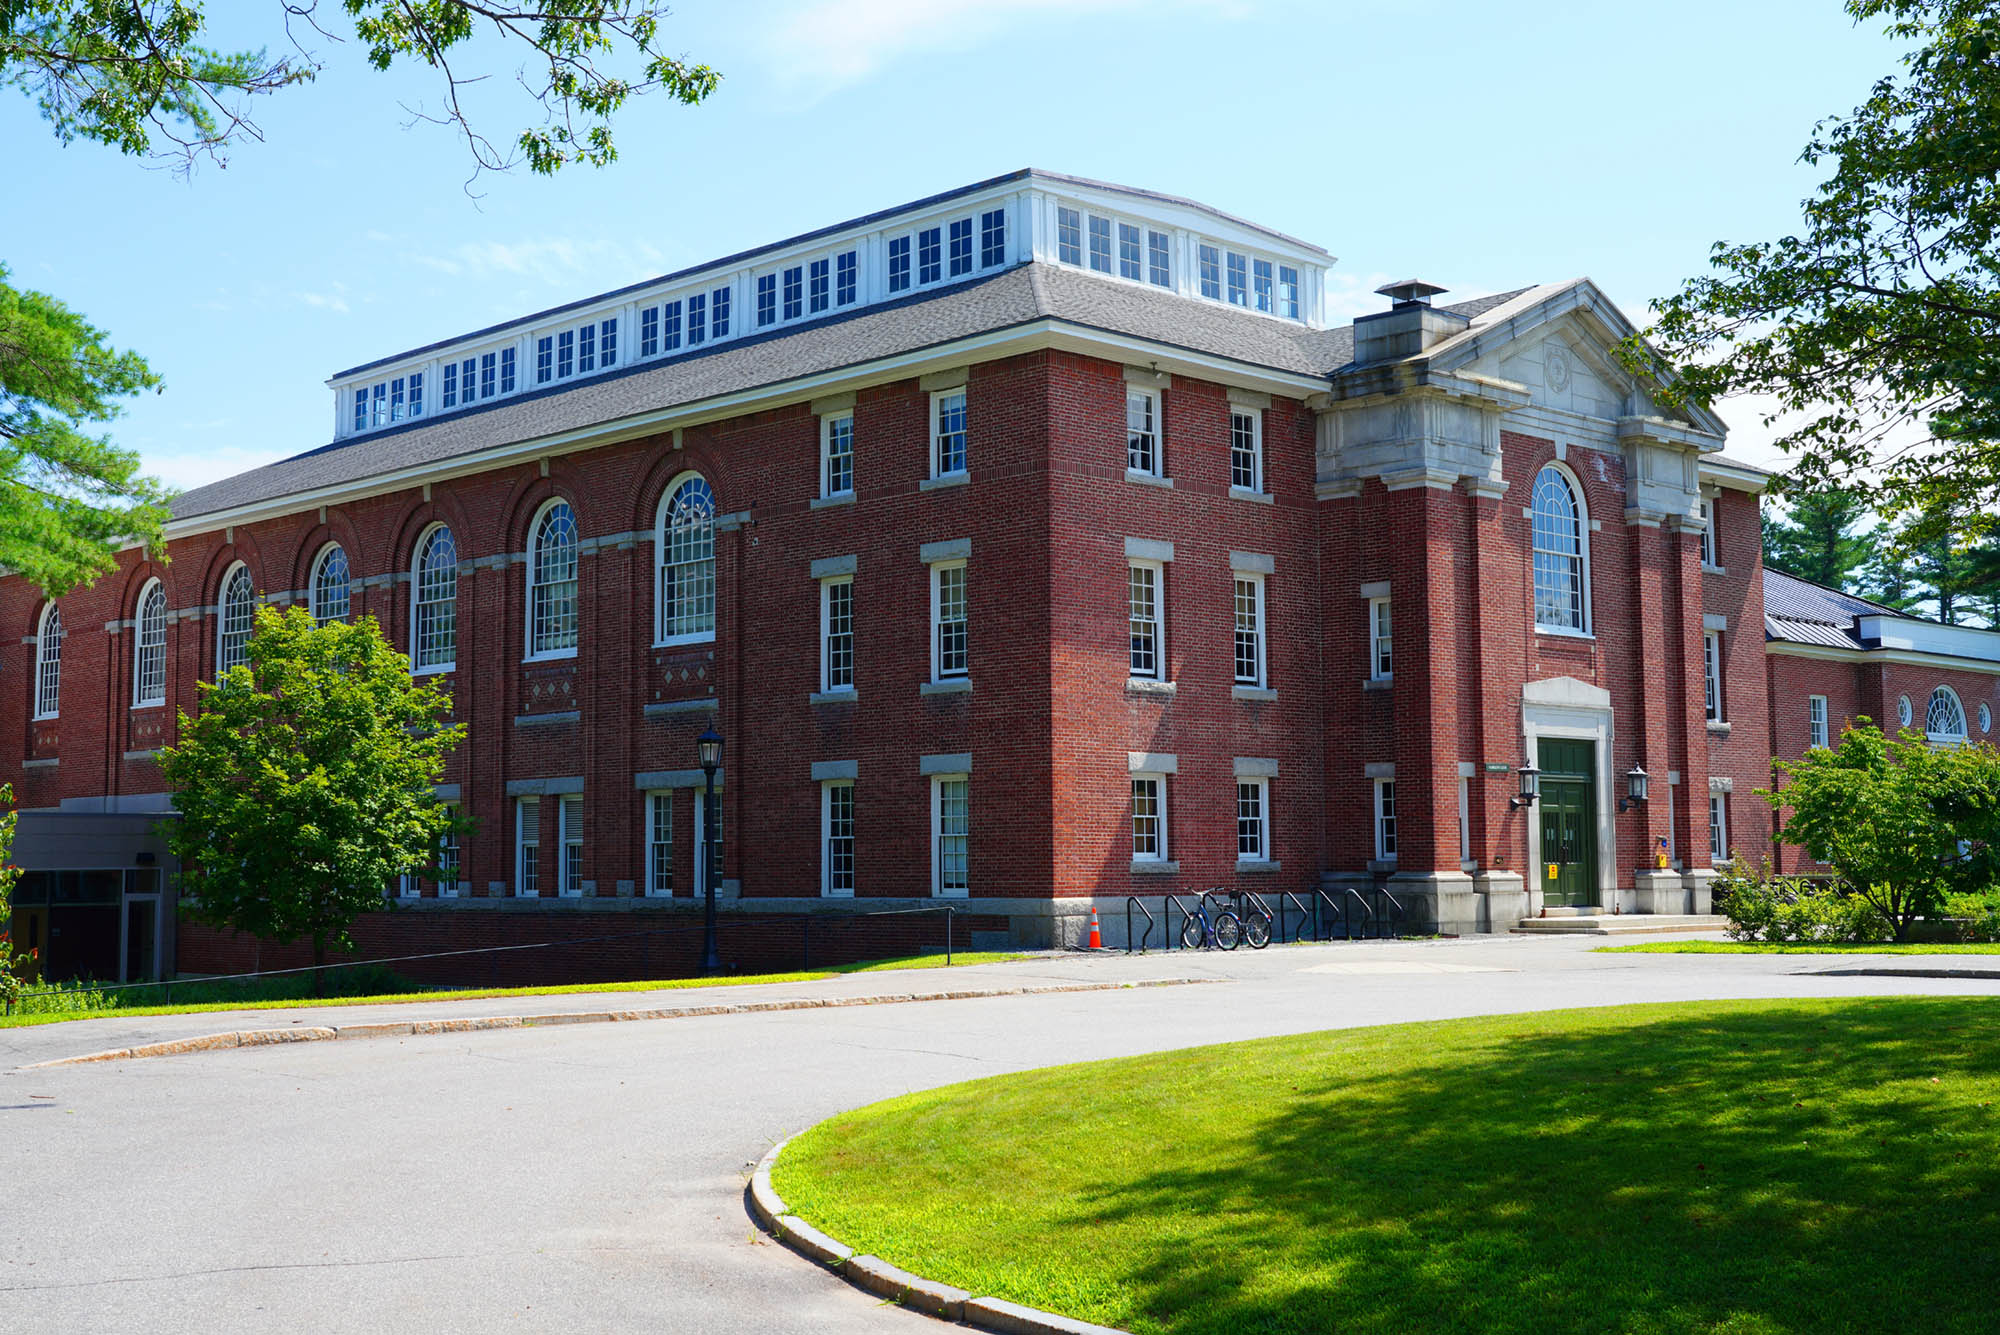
top-left (7, 933), bottom-right (1999, 1334)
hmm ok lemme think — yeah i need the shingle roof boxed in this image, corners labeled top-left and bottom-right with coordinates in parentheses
top-left (1764, 568), bottom-right (1901, 649)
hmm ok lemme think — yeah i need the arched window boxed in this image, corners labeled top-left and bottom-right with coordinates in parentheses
top-left (412, 524), bottom-right (458, 671)
top-left (528, 501), bottom-right (579, 657)
top-left (310, 544), bottom-right (351, 624)
top-left (134, 580), bottom-right (167, 707)
top-left (655, 475), bottom-right (716, 644)
top-left (218, 564), bottom-right (254, 675)
top-left (1927, 686), bottom-right (1968, 743)
top-left (1531, 464), bottom-right (1588, 632)
top-left (33, 603), bottom-right (62, 719)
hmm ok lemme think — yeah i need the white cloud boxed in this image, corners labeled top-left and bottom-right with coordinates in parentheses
top-left (144, 443), bottom-right (290, 493)
top-left (295, 289), bottom-right (350, 314)
top-left (404, 237), bottom-right (666, 289)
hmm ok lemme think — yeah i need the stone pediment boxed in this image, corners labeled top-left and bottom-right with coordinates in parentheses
top-left (1522, 676), bottom-right (1612, 711)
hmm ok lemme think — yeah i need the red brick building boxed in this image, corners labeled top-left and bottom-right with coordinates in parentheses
top-left (9, 171), bottom-right (1994, 982)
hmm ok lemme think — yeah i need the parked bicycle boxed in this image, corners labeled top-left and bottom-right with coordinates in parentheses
top-left (1178, 888), bottom-right (1274, 951)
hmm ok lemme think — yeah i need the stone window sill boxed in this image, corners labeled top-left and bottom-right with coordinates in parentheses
top-left (1229, 486), bottom-right (1274, 505)
top-left (1127, 678), bottom-right (1177, 696)
top-left (1131, 859), bottom-right (1180, 875)
top-left (810, 492), bottom-right (857, 510)
top-left (919, 473), bottom-right (969, 492)
top-left (1125, 470), bottom-right (1173, 489)
top-left (1236, 859), bottom-right (1281, 874)
top-left (1367, 858), bottom-right (1398, 873)
top-left (810, 689), bottom-right (859, 706)
top-left (920, 678), bottom-right (972, 696)
top-left (1363, 677), bottom-right (1392, 692)
top-left (1232, 685), bottom-right (1277, 702)
top-left (1706, 719), bottom-right (1732, 735)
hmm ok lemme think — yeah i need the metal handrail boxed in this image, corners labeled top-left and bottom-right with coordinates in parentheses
top-left (1125, 896), bottom-right (1154, 954)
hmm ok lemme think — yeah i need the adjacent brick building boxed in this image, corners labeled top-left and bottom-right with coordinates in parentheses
top-left (9, 170), bottom-right (1999, 983)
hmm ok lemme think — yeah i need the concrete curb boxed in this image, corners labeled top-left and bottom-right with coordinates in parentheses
top-left (1812, 966), bottom-right (2000, 980)
top-left (16, 977), bottom-right (1216, 1070)
top-left (749, 1140), bottom-right (1136, 1335)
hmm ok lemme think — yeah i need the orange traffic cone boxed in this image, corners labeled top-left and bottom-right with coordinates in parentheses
top-left (1087, 908), bottom-right (1103, 950)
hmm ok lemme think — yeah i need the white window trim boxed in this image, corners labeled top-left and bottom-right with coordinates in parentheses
top-left (1228, 407), bottom-right (1265, 496)
top-left (931, 773), bottom-right (970, 898)
top-left (930, 559), bottom-right (969, 684)
top-left (216, 561), bottom-right (253, 675)
top-left (1128, 559), bottom-right (1166, 682)
top-left (516, 797), bottom-right (541, 897)
top-left (1233, 570), bottom-right (1266, 688)
top-left (1236, 776), bottom-right (1271, 864)
top-left (821, 779), bottom-right (856, 898)
top-left (558, 796), bottom-right (584, 898)
top-left (819, 575), bottom-right (856, 696)
top-left (1927, 685), bottom-right (1969, 744)
top-left (820, 412), bottom-right (855, 500)
top-left (653, 473), bottom-right (718, 649)
top-left (1704, 630), bottom-right (1724, 722)
top-left (929, 388), bottom-right (968, 480)
top-left (1368, 595), bottom-right (1393, 683)
top-left (410, 522), bottom-right (458, 676)
top-left (1131, 772), bottom-right (1169, 863)
top-left (1125, 386), bottom-right (1164, 480)
top-left (1699, 497), bottom-right (1721, 570)
top-left (132, 578), bottom-right (167, 709)
top-left (1709, 793), bottom-right (1727, 867)
top-left (32, 602), bottom-right (61, 721)
top-left (523, 498), bottom-right (580, 664)
top-left (1373, 778), bottom-right (1398, 863)
top-left (1808, 694), bottom-right (1829, 750)
top-left (1457, 774), bottom-right (1472, 867)
top-left (309, 543), bottom-right (351, 625)
top-left (1530, 461), bottom-right (1594, 637)
top-left (644, 789), bottom-right (675, 897)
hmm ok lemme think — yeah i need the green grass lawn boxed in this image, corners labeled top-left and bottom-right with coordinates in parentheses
top-left (0, 950), bottom-right (1030, 1030)
top-left (775, 998), bottom-right (2000, 1335)
top-left (1602, 941), bottom-right (2000, 955)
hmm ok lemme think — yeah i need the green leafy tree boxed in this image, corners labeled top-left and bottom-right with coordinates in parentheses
top-left (1761, 487), bottom-right (1874, 589)
top-left (1766, 719), bottom-right (2000, 940)
top-left (1643, 1), bottom-right (2000, 541)
top-left (0, 265), bottom-right (172, 594)
top-left (159, 607), bottom-right (468, 990)
top-left (0, 787), bottom-right (29, 1008)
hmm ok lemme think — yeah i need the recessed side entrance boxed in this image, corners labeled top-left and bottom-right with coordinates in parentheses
top-left (1537, 738), bottom-right (1598, 908)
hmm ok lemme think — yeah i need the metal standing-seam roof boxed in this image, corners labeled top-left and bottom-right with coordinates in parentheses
top-left (1764, 568), bottom-right (1903, 650)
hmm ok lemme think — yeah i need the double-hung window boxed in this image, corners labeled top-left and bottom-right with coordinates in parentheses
top-left (481, 352), bottom-right (497, 398)
top-left (641, 306), bottom-right (660, 357)
top-left (1088, 215), bottom-right (1113, 273)
top-left (931, 389), bottom-right (967, 478)
top-left (1233, 574), bottom-right (1266, 688)
top-left (1057, 207), bottom-right (1082, 266)
top-left (528, 502), bottom-right (580, 658)
top-left (783, 265), bottom-right (803, 321)
top-left (1252, 259), bottom-right (1274, 312)
top-left (557, 329), bottom-right (575, 378)
top-left (1229, 409), bottom-right (1264, 493)
top-left (1198, 244), bottom-right (1222, 299)
top-left (1131, 774), bottom-right (1168, 863)
top-left (646, 791), bottom-right (674, 896)
top-left (1226, 252), bottom-right (1249, 305)
top-left (1278, 266), bottom-right (1301, 318)
top-left (34, 604), bottom-right (62, 720)
top-left (1704, 631), bottom-right (1723, 721)
top-left (536, 337), bottom-right (554, 384)
top-left (980, 209), bottom-right (1006, 268)
top-left (932, 561), bottom-right (968, 682)
top-left (836, 251), bottom-right (857, 305)
top-left (499, 348), bottom-right (515, 392)
top-left (1237, 779), bottom-right (1270, 863)
top-left (1709, 794), bottom-right (1727, 865)
top-left (1126, 387), bottom-right (1161, 477)
top-left (578, 322), bottom-right (596, 374)
top-left (809, 258), bottom-right (829, 314)
top-left (757, 274), bottom-right (778, 327)
top-left (821, 413), bottom-right (854, 499)
top-left (1700, 498), bottom-right (1719, 569)
top-left (1808, 695), bottom-right (1829, 750)
top-left (820, 577), bottom-right (855, 694)
top-left (1147, 230), bottom-right (1171, 287)
top-left (442, 361), bottom-right (459, 409)
top-left (133, 582), bottom-right (167, 707)
top-left (822, 780), bottom-right (855, 897)
top-left (1369, 597), bottom-right (1393, 681)
top-left (1129, 561), bottom-right (1164, 680)
top-left (932, 775), bottom-right (969, 897)
top-left (1374, 780), bottom-right (1398, 862)
top-left (688, 292), bottom-right (707, 344)
top-left (413, 525), bottom-right (459, 672)
top-left (918, 226), bottom-right (942, 284)
top-left (888, 236), bottom-right (912, 292)
top-left (948, 218), bottom-right (973, 276)
top-left (710, 286), bottom-right (731, 338)
top-left (559, 796), bottom-right (584, 897)
top-left (516, 798), bottom-right (541, 896)
top-left (1117, 222), bottom-right (1142, 280)
top-left (413, 811), bottom-right (461, 899)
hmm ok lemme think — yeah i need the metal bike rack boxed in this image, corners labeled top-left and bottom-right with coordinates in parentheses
top-left (1163, 893), bottom-right (1195, 950)
top-left (1125, 896), bottom-right (1154, 954)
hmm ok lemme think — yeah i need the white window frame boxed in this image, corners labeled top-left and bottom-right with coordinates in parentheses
top-left (1236, 777), bottom-right (1270, 864)
top-left (133, 578), bottom-right (167, 708)
top-left (1700, 497), bottom-right (1721, 570)
top-left (1229, 408), bottom-right (1264, 496)
top-left (655, 473), bottom-right (717, 647)
top-left (1704, 630), bottom-right (1724, 721)
top-left (216, 562), bottom-right (254, 676)
top-left (516, 797), bottom-right (541, 897)
top-left (820, 575), bottom-right (855, 695)
top-left (1368, 596), bottom-right (1393, 682)
top-left (1927, 686), bottom-right (1969, 744)
top-left (309, 543), bottom-right (351, 625)
top-left (1232, 572), bottom-right (1266, 688)
top-left (930, 389), bottom-right (968, 479)
top-left (1374, 779), bottom-right (1398, 862)
top-left (1530, 462), bottom-right (1592, 636)
top-left (1709, 793), bottom-right (1727, 866)
top-left (33, 602), bottom-right (62, 721)
top-left (1808, 695), bottom-right (1829, 750)
top-left (821, 779), bottom-right (855, 898)
top-left (525, 499), bottom-right (580, 662)
top-left (1129, 560), bottom-right (1165, 682)
top-left (931, 774), bottom-right (970, 897)
top-left (438, 809), bottom-right (462, 898)
top-left (931, 560), bottom-right (969, 683)
top-left (645, 789), bottom-right (674, 897)
top-left (1457, 775), bottom-right (1471, 866)
top-left (820, 412), bottom-right (855, 499)
top-left (411, 523), bottom-right (458, 674)
top-left (1131, 773), bottom-right (1169, 863)
top-left (559, 795), bottom-right (584, 897)
top-left (1125, 386), bottom-right (1162, 479)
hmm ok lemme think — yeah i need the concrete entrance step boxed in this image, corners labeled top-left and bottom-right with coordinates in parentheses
top-left (1513, 913), bottom-right (1727, 936)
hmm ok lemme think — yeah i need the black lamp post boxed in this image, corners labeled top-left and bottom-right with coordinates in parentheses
top-left (1618, 765), bottom-right (1650, 813)
top-left (697, 727), bottom-right (723, 975)
top-left (1510, 760), bottom-right (1542, 810)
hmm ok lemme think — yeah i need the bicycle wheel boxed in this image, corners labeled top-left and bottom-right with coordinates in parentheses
top-left (1214, 911), bottom-right (1242, 951)
top-left (1244, 911), bottom-right (1272, 949)
top-left (1180, 914), bottom-right (1206, 949)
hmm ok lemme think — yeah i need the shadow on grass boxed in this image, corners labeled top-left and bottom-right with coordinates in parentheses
top-left (1073, 1000), bottom-right (2000, 1334)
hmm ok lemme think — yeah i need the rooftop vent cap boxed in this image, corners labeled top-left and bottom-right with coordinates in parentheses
top-left (1376, 279), bottom-right (1450, 309)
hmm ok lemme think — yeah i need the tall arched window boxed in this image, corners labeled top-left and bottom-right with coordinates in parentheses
top-left (134, 580), bottom-right (167, 707)
top-left (412, 524), bottom-right (458, 671)
top-left (33, 603), bottom-right (62, 719)
top-left (1927, 686), bottom-right (1968, 743)
top-left (218, 563), bottom-right (254, 674)
top-left (1531, 464), bottom-right (1588, 632)
top-left (528, 500), bottom-right (579, 657)
top-left (655, 475), bottom-right (715, 644)
top-left (310, 544), bottom-right (351, 624)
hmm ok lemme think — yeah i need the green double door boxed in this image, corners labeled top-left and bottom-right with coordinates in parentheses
top-left (1538, 739), bottom-right (1598, 908)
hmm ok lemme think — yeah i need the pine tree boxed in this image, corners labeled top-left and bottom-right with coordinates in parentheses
top-left (1762, 489), bottom-right (1872, 589)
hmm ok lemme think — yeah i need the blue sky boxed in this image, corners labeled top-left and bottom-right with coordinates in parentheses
top-left (4, 0), bottom-right (1901, 493)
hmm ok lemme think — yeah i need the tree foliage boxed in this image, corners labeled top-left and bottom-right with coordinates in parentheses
top-left (1762, 487), bottom-right (1874, 589)
top-left (0, 1), bottom-right (721, 177)
top-left (1766, 719), bottom-right (2000, 939)
top-left (158, 607), bottom-right (468, 981)
top-left (1645, 1), bottom-right (2000, 542)
top-left (0, 787), bottom-right (28, 1008)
